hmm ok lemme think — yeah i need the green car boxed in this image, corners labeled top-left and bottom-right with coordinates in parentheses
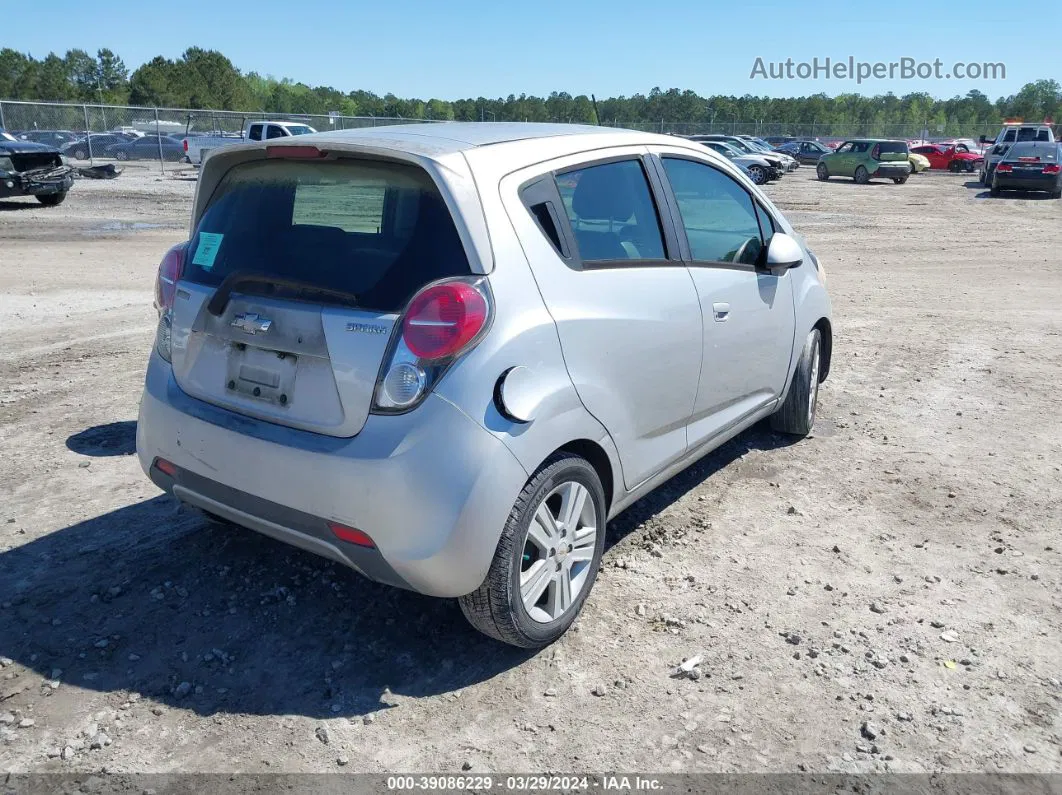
top-left (816, 139), bottom-right (911, 184)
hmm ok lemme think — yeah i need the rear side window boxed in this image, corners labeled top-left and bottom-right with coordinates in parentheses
top-left (185, 158), bottom-right (470, 312)
top-left (555, 159), bottom-right (665, 263)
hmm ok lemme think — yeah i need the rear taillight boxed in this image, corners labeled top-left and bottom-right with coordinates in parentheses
top-left (1043, 164), bottom-right (1061, 174)
top-left (154, 243), bottom-right (187, 363)
top-left (871, 145), bottom-right (880, 159)
top-left (182, 139), bottom-right (188, 152)
top-left (373, 278), bottom-right (492, 413)
top-left (402, 282), bottom-right (488, 359)
top-left (997, 163), bottom-right (1013, 173)
top-left (154, 242), bottom-right (187, 313)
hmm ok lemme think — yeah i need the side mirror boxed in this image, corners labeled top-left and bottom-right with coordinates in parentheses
top-left (764, 232), bottom-right (803, 270)
top-left (979, 135), bottom-right (990, 144)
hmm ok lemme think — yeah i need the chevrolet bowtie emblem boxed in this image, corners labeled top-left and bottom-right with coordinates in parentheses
top-left (230, 312), bottom-right (272, 335)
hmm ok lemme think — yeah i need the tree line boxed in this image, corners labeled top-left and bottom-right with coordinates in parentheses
top-left (2, 46), bottom-right (1060, 130)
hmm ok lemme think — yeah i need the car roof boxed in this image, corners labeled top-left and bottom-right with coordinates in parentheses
top-left (299, 122), bottom-right (647, 158)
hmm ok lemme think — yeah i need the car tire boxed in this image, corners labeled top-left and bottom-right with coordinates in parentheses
top-left (36, 192), bottom-right (67, 207)
top-left (73, 148), bottom-right (88, 160)
top-left (816, 163), bottom-right (829, 181)
top-left (747, 165), bottom-right (767, 185)
top-left (854, 166), bottom-right (869, 184)
top-left (1051, 189), bottom-right (1062, 199)
top-left (459, 453), bottom-right (607, 648)
top-left (770, 329), bottom-right (822, 437)
top-left (893, 176), bottom-right (909, 184)
top-left (948, 160), bottom-right (962, 173)
top-left (990, 183), bottom-right (1001, 197)
top-left (115, 150), bottom-right (128, 161)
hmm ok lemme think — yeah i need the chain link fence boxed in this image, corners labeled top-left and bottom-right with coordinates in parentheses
top-left (600, 119), bottom-right (1015, 142)
top-left (5, 99), bottom-right (1052, 174)
top-left (0, 100), bottom-right (440, 173)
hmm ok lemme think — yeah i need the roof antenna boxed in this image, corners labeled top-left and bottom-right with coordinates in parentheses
top-left (591, 94), bottom-right (601, 126)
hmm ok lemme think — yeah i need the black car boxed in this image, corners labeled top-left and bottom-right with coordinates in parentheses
top-left (0, 135), bottom-right (74, 206)
top-left (16, 130), bottom-right (80, 148)
top-left (776, 139), bottom-right (834, 164)
top-left (111, 134), bottom-right (186, 161)
top-left (990, 141), bottom-right (1062, 198)
top-left (61, 133), bottom-right (132, 160)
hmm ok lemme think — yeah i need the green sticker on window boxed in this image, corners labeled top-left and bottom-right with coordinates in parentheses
top-left (192, 232), bottom-right (224, 270)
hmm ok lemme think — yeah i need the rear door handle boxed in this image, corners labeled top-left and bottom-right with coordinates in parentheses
top-left (713, 302), bottom-right (730, 322)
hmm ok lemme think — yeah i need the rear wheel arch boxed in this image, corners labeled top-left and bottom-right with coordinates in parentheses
top-left (814, 317), bottom-right (832, 381)
top-left (552, 439), bottom-right (615, 516)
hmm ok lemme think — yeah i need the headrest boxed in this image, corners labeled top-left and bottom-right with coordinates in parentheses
top-left (571, 166), bottom-right (636, 222)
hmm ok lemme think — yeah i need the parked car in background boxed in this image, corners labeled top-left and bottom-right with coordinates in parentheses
top-left (61, 133), bottom-right (131, 160)
top-left (15, 130), bottom-right (80, 148)
top-left (764, 135), bottom-right (797, 146)
top-left (816, 139), bottom-right (911, 184)
top-left (775, 139), bottom-right (833, 164)
top-left (696, 139), bottom-right (778, 184)
top-left (0, 136), bottom-right (74, 205)
top-left (980, 122), bottom-right (1056, 185)
top-left (137, 123), bottom-right (832, 648)
top-left (112, 134), bottom-right (186, 161)
top-left (908, 151), bottom-right (931, 173)
top-left (689, 135), bottom-right (790, 177)
top-left (182, 120), bottom-right (317, 165)
top-left (910, 143), bottom-right (983, 172)
top-left (990, 141), bottom-right (1062, 198)
top-left (739, 136), bottom-right (799, 169)
top-left (0, 129), bottom-right (16, 142)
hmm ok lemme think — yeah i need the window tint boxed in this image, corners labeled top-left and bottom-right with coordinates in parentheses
top-left (661, 158), bottom-right (763, 266)
top-left (555, 159), bottom-right (665, 263)
top-left (266, 125), bottom-right (286, 140)
top-left (851, 142), bottom-right (870, 153)
top-left (248, 125), bottom-right (262, 141)
top-left (835, 143), bottom-right (853, 153)
top-left (184, 159), bottom-right (470, 312)
top-left (1001, 129), bottom-right (1016, 142)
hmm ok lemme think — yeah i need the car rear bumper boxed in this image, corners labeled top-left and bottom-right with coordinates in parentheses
top-left (872, 164), bottom-right (910, 178)
top-left (137, 351), bottom-right (529, 597)
top-left (994, 174), bottom-right (1060, 191)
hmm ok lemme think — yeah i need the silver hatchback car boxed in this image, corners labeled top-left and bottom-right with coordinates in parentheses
top-left (137, 123), bottom-right (832, 647)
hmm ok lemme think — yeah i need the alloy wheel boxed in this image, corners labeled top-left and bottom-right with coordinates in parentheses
top-left (520, 481), bottom-right (598, 623)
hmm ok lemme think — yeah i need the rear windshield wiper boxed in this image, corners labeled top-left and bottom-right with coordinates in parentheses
top-left (206, 272), bottom-right (360, 316)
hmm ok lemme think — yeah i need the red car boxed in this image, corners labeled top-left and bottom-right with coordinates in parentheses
top-left (910, 143), bottom-right (984, 172)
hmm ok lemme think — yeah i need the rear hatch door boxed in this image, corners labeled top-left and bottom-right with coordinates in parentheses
top-left (170, 154), bottom-right (473, 437)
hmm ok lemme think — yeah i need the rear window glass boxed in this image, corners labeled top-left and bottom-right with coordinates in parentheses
top-left (1007, 142), bottom-right (1057, 159)
top-left (875, 141), bottom-right (908, 155)
top-left (185, 158), bottom-right (470, 312)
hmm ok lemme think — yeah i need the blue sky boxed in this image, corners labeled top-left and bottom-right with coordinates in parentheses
top-left (17, 0), bottom-right (1058, 100)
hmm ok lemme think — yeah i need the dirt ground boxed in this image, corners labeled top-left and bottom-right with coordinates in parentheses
top-left (1, 163), bottom-right (1060, 777)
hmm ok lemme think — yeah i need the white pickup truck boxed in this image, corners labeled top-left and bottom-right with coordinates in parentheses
top-left (181, 120), bottom-right (317, 165)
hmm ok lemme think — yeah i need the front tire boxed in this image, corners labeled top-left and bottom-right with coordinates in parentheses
top-left (893, 175), bottom-right (908, 184)
top-left (115, 150), bottom-right (129, 161)
top-left (36, 192), bottom-right (67, 207)
top-left (854, 166), bottom-right (870, 184)
top-left (816, 162), bottom-right (829, 181)
top-left (73, 148), bottom-right (88, 160)
top-left (747, 165), bottom-right (766, 185)
top-left (459, 453), bottom-right (607, 648)
top-left (771, 329), bottom-right (822, 437)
